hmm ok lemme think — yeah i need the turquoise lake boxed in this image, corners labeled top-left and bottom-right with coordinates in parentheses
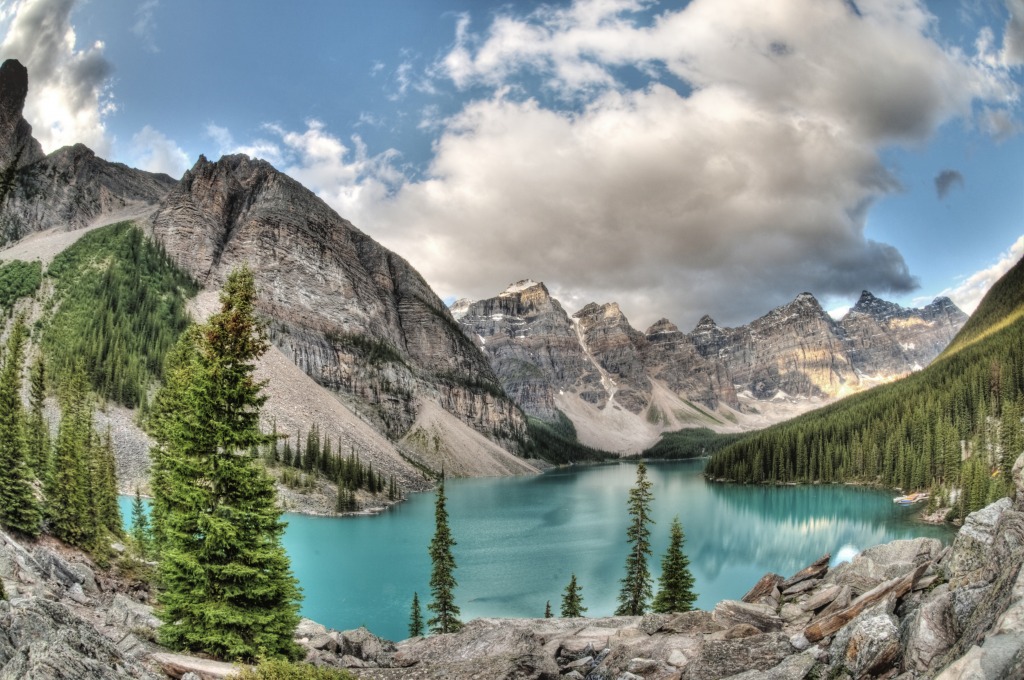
top-left (122, 459), bottom-right (953, 642)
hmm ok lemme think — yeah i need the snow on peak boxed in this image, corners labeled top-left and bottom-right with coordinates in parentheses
top-left (449, 298), bottom-right (475, 320)
top-left (500, 279), bottom-right (541, 296)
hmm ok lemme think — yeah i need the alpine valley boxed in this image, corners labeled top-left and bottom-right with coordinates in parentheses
top-left (2, 54), bottom-right (1024, 680)
top-left (453, 280), bottom-right (966, 453)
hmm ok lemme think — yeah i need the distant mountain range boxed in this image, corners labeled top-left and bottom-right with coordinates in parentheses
top-left (452, 280), bottom-right (966, 453)
top-left (0, 55), bottom-right (969, 475)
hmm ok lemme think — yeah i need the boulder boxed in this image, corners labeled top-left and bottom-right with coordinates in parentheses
top-left (947, 497), bottom-right (1013, 589)
top-left (713, 601), bottom-right (783, 633)
top-left (682, 632), bottom-right (794, 680)
top-left (901, 585), bottom-right (956, 672)
top-left (721, 651), bottom-right (817, 680)
top-left (743, 574), bottom-right (784, 604)
top-left (150, 652), bottom-right (241, 679)
top-left (830, 611), bottom-right (901, 678)
top-left (1, 597), bottom-right (157, 679)
top-left (780, 554), bottom-right (830, 591)
top-left (800, 585), bottom-right (842, 613)
top-left (825, 538), bottom-right (942, 596)
top-left (105, 593), bottom-right (161, 632)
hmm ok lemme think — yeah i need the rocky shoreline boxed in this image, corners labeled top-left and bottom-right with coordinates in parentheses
top-left (2, 454), bottom-right (1022, 679)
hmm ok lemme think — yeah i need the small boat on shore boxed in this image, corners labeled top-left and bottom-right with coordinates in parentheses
top-left (893, 492), bottom-right (929, 505)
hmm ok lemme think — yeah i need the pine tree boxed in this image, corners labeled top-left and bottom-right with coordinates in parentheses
top-left (130, 488), bottom-right (151, 557)
top-left (409, 592), bottom-right (424, 638)
top-left (0, 317), bottom-right (41, 536)
top-left (544, 600), bottom-right (552, 618)
top-left (561, 573), bottom-right (586, 617)
top-left (427, 476), bottom-right (461, 634)
top-left (616, 461), bottom-right (654, 616)
top-left (652, 516), bottom-right (698, 613)
top-left (25, 354), bottom-right (48, 478)
top-left (46, 364), bottom-right (95, 548)
top-left (150, 267), bottom-right (301, 661)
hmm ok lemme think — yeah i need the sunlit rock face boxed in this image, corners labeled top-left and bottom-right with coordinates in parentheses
top-left (151, 154), bottom-right (526, 450)
top-left (456, 285), bottom-right (966, 438)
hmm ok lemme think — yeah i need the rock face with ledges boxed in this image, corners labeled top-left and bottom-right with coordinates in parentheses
top-left (455, 283), bottom-right (966, 448)
top-left (455, 280), bottom-right (600, 420)
top-left (150, 154), bottom-right (526, 454)
top-left (0, 59), bottom-right (175, 245)
top-left (840, 290), bottom-right (967, 376)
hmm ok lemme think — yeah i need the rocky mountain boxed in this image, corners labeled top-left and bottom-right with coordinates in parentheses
top-left (0, 61), bottom-right (176, 245)
top-left (147, 153), bottom-right (529, 474)
top-left (456, 282), bottom-right (967, 453)
top-left (0, 59), bottom-right (534, 484)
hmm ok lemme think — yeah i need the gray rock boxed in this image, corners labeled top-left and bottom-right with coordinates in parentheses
top-left (337, 626), bottom-right (396, 665)
top-left (824, 537), bottom-right (942, 595)
top-left (667, 647), bottom-right (690, 668)
top-left (788, 634), bottom-right (809, 652)
top-left (105, 593), bottom-right (161, 632)
top-left (901, 586), bottom-right (955, 672)
top-left (713, 600), bottom-right (784, 633)
top-left (948, 497), bottom-right (1013, 588)
top-left (683, 632), bottom-right (793, 680)
top-left (295, 617), bottom-right (329, 638)
top-left (800, 585), bottom-right (842, 612)
top-left (780, 554), bottom-right (830, 592)
top-left (67, 582), bottom-right (90, 605)
top-left (721, 651), bottom-right (817, 679)
top-left (744, 574), bottom-right (785, 604)
top-left (626, 657), bottom-right (658, 673)
top-left (1, 597), bottom-right (157, 679)
top-left (829, 612), bottom-right (900, 678)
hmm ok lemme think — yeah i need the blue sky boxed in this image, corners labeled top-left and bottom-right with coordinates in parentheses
top-left (1, 0), bottom-right (1022, 330)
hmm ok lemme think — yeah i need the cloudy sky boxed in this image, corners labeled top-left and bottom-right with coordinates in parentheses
top-left (1, 0), bottom-right (1022, 330)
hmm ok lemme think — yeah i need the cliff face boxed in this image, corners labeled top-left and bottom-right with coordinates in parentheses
top-left (457, 283), bottom-right (967, 451)
top-left (150, 155), bottom-right (526, 458)
top-left (0, 59), bottom-right (175, 244)
top-left (840, 290), bottom-right (968, 376)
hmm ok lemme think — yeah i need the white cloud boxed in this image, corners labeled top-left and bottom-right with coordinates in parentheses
top-left (926, 235), bottom-right (1024, 314)
top-left (132, 0), bottom-right (160, 53)
top-left (0, 0), bottom-right (114, 155)
top-left (1003, 0), bottom-right (1024, 65)
top-left (204, 0), bottom-right (1022, 329)
top-left (129, 125), bottom-right (188, 177)
top-left (351, 0), bottom-right (1017, 328)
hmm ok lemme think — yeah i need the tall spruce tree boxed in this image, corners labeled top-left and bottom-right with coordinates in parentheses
top-left (0, 318), bottom-right (41, 536)
top-left (25, 354), bottom-right (48, 478)
top-left (652, 516), bottom-right (698, 613)
top-left (149, 267), bottom-right (301, 661)
top-left (427, 476), bottom-right (462, 634)
top-left (544, 601), bottom-right (552, 618)
top-left (46, 364), bottom-right (94, 548)
top-left (561, 573), bottom-right (586, 617)
top-left (409, 592), bottom-right (424, 638)
top-left (616, 461), bottom-right (654, 616)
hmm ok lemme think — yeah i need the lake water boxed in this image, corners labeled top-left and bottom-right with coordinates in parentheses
top-left (122, 459), bottom-right (953, 642)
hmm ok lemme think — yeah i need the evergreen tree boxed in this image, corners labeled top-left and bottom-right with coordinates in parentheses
top-left (616, 462), bottom-right (654, 616)
top-left (94, 427), bottom-right (123, 538)
top-left (652, 516), bottom-right (698, 613)
top-left (561, 573), bottom-right (586, 617)
top-left (130, 488), bottom-right (152, 557)
top-left (409, 592), bottom-right (423, 638)
top-left (544, 600), bottom-right (552, 618)
top-left (427, 476), bottom-right (461, 634)
top-left (25, 354), bottom-right (48, 478)
top-left (150, 267), bottom-right (301, 661)
top-left (0, 318), bottom-right (41, 536)
top-left (46, 364), bottom-right (94, 548)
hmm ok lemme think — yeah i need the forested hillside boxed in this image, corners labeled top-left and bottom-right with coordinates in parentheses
top-left (705, 256), bottom-right (1024, 520)
top-left (42, 221), bottom-right (198, 409)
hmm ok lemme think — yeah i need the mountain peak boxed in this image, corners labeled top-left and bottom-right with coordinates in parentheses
top-left (499, 279), bottom-right (547, 297)
top-left (849, 290), bottom-right (904, 320)
top-left (645, 318), bottom-right (681, 337)
top-left (0, 58), bottom-right (44, 170)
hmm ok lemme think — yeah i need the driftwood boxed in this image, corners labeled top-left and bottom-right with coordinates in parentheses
top-left (803, 562), bottom-right (929, 643)
top-left (150, 652), bottom-right (245, 680)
